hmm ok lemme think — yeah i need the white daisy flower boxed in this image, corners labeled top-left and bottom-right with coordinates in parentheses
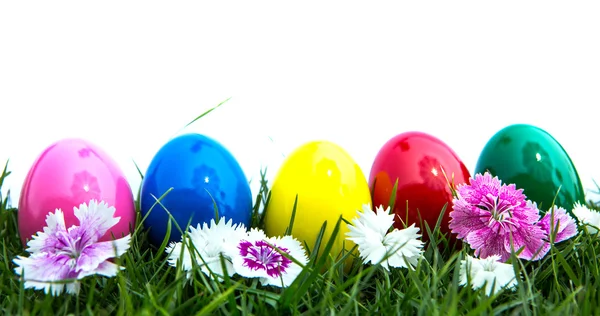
top-left (346, 204), bottom-right (425, 270)
top-left (232, 228), bottom-right (308, 288)
top-left (165, 218), bottom-right (247, 281)
top-left (572, 202), bottom-right (600, 234)
top-left (459, 254), bottom-right (519, 296)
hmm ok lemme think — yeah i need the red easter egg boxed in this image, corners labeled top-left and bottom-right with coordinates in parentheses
top-left (369, 132), bottom-right (471, 244)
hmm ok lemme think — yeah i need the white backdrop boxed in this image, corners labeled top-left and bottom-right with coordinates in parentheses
top-left (1, 2), bottom-right (599, 206)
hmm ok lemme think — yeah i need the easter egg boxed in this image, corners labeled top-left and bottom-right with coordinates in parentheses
top-left (474, 124), bottom-right (585, 212)
top-left (264, 141), bottom-right (372, 263)
top-left (369, 132), bottom-right (471, 243)
top-left (18, 138), bottom-right (136, 246)
top-left (140, 133), bottom-right (252, 247)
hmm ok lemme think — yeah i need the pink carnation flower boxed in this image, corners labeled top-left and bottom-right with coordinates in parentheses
top-left (13, 200), bottom-right (131, 296)
top-left (449, 172), bottom-right (576, 262)
top-left (537, 204), bottom-right (578, 243)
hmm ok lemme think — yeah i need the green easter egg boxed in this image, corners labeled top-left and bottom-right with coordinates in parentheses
top-left (475, 124), bottom-right (585, 213)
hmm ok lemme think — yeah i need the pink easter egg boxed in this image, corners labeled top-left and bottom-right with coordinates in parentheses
top-left (18, 138), bottom-right (136, 246)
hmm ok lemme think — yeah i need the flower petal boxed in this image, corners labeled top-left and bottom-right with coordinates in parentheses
top-left (506, 224), bottom-right (550, 261)
top-left (167, 218), bottom-right (247, 281)
top-left (76, 235), bottom-right (131, 273)
top-left (233, 233), bottom-right (308, 287)
top-left (459, 254), bottom-right (518, 296)
top-left (26, 209), bottom-right (68, 254)
top-left (573, 202), bottom-right (600, 234)
top-left (538, 206), bottom-right (578, 243)
top-left (166, 241), bottom-right (194, 275)
top-left (78, 261), bottom-right (123, 279)
top-left (347, 204), bottom-right (395, 239)
top-left (382, 224), bottom-right (424, 269)
top-left (259, 235), bottom-right (308, 287)
top-left (74, 200), bottom-right (121, 245)
top-left (467, 227), bottom-right (508, 261)
top-left (13, 252), bottom-right (78, 296)
top-left (347, 224), bottom-right (388, 267)
top-left (449, 199), bottom-right (488, 240)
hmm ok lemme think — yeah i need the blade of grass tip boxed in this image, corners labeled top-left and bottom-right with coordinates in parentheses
top-left (132, 187), bottom-right (174, 238)
top-left (205, 189), bottom-right (220, 224)
top-left (195, 283), bottom-right (240, 316)
top-left (156, 216), bottom-right (173, 256)
top-left (308, 221), bottom-right (328, 264)
top-left (268, 135), bottom-right (286, 158)
top-left (0, 159), bottom-right (11, 189)
top-left (284, 194), bottom-right (299, 236)
top-left (152, 214), bottom-right (192, 272)
top-left (592, 178), bottom-right (600, 193)
top-left (259, 190), bottom-right (272, 228)
top-left (387, 178), bottom-right (399, 213)
top-left (132, 159), bottom-right (144, 180)
top-left (174, 97), bottom-right (231, 136)
top-left (430, 203), bottom-right (449, 247)
top-left (152, 193), bottom-right (186, 238)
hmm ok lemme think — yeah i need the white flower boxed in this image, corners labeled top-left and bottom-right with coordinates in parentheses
top-left (459, 254), bottom-right (518, 296)
top-left (232, 228), bottom-right (308, 287)
top-left (13, 200), bottom-right (131, 296)
top-left (346, 204), bottom-right (425, 270)
top-left (165, 218), bottom-right (247, 281)
top-left (572, 202), bottom-right (600, 234)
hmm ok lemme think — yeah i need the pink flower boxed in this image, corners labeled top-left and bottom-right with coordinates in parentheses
top-left (537, 204), bottom-right (578, 243)
top-left (13, 200), bottom-right (131, 296)
top-left (232, 229), bottom-right (308, 287)
top-left (449, 173), bottom-right (550, 262)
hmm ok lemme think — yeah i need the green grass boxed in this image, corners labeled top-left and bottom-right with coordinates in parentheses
top-left (3, 162), bottom-right (600, 315)
top-left (2, 106), bottom-right (600, 315)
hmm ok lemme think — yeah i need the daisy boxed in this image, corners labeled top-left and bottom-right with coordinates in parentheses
top-left (346, 204), bottom-right (424, 270)
top-left (231, 228), bottom-right (308, 287)
top-left (165, 218), bottom-right (248, 280)
top-left (449, 172), bottom-right (550, 262)
top-left (459, 254), bottom-right (519, 296)
top-left (13, 200), bottom-right (131, 296)
top-left (572, 202), bottom-right (600, 234)
top-left (537, 204), bottom-right (578, 243)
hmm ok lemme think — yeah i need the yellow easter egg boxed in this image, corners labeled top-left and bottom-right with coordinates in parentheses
top-left (264, 141), bottom-right (372, 266)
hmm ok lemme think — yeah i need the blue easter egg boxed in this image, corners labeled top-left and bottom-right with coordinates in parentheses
top-left (140, 133), bottom-right (252, 247)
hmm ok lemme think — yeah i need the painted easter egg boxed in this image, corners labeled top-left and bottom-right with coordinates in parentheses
top-left (369, 132), bottom-right (471, 243)
top-left (474, 124), bottom-right (585, 212)
top-left (18, 138), bottom-right (136, 246)
top-left (140, 133), bottom-right (252, 247)
top-left (264, 141), bottom-right (372, 263)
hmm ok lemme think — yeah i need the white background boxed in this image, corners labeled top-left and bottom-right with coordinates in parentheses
top-left (1, 2), bottom-right (599, 206)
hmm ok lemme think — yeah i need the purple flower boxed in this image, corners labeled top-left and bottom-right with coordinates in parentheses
top-left (13, 200), bottom-right (131, 296)
top-left (537, 204), bottom-right (578, 243)
top-left (449, 173), bottom-right (550, 262)
top-left (232, 229), bottom-right (308, 287)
